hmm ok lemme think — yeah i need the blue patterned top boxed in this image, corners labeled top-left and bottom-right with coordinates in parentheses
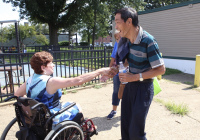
top-left (26, 74), bottom-right (62, 109)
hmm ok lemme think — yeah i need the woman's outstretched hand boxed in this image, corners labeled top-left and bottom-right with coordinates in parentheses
top-left (100, 67), bottom-right (119, 82)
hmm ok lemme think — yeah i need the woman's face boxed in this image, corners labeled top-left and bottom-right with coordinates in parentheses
top-left (43, 61), bottom-right (55, 75)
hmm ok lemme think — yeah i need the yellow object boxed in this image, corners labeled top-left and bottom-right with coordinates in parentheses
top-left (194, 55), bottom-right (200, 87)
top-left (157, 53), bottom-right (163, 80)
top-left (154, 77), bottom-right (162, 96)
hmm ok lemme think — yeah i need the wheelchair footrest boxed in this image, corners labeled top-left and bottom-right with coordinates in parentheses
top-left (81, 119), bottom-right (98, 138)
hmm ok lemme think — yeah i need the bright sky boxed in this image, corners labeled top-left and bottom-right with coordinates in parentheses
top-left (0, 1), bottom-right (27, 26)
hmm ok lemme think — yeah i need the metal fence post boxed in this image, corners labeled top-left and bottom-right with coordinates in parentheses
top-left (104, 47), bottom-right (107, 67)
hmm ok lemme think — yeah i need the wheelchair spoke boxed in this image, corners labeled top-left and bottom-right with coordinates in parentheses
top-left (51, 125), bottom-right (83, 140)
top-left (54, 128), bottom-right (81, 140)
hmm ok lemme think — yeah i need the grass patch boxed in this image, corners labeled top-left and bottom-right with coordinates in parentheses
top-left (154, 98), bottom-right (164, 104)
top-left (154, 98), bottom-right (189, 116)
top-left (83, 82), bottom-right (94, 87)
top-left (183, 81), bottom-right (193, 85)
top-left (164, 68), bottom-right (182, 76)
top-left (94, 84), bottom-right (102, 89)
top-left (71, 90), bottom-right (78, 93)
top-left (165, 102), bottom-right (189, 116)
top-left (62, 89), bottom-right (68, 95)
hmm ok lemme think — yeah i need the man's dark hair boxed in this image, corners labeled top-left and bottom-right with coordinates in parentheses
top-left (115, 7), bottom-right (139, 27)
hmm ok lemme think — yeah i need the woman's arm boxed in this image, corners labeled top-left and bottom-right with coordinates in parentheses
top-left (46, 67), bottom-right (112, 94)
top-left (14, 83), bottom-right (27, 97)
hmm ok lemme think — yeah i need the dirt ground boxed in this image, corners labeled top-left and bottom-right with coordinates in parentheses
top-left (0, 73), bottom-right (200, 140)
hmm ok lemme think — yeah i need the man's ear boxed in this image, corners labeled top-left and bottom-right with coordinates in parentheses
top-left (127, 18), bottom-right (132, 25)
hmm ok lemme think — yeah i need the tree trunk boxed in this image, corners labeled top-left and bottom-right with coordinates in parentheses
top-left (69, 30), bottom-right (71, 46)
top-left (92, 9), bottom-right (97, 47)
top-left (87, 27), bottom-right (90, 43)
top-left (49, 24), bottom-right (58, 46)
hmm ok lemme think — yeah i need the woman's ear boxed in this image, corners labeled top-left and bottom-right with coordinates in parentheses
top-left (41, 65), bottom-right (45, 73)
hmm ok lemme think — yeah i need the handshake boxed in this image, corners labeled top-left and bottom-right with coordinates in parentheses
top-left (100, 66), bottom-right (119, 82)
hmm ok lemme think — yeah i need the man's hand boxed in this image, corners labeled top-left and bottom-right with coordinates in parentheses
top-left (108, 67), bottom-right (119, 77)
top-left (118, 72), bottom-right (139, 83)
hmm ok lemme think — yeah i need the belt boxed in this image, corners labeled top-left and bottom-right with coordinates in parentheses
top-left (129, 79), bottom-right (153, 83)
top-left (139, 79), bottom-right (154, 82)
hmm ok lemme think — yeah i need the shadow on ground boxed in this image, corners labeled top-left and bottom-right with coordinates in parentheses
top-left (87, 116), bottom-right (121, 132)
top-left (162, 73), bottom-right (194, 85)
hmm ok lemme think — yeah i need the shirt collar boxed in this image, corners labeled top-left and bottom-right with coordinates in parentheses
top-left (134, 26), bottom-right (143, 44)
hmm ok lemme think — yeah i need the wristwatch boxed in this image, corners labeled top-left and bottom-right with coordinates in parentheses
top-left (139, 73), bottom-right (143, 81)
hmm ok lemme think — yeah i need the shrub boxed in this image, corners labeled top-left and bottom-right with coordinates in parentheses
top-left (79, 42), bottom-right (89, 46)
top-left (59, 41), bottom-right (69, 46)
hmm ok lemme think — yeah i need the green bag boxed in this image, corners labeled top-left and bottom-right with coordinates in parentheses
top-left (153, 77), bottom-right (162, 96)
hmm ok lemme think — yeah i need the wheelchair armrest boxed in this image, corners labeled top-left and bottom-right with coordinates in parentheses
top-left (58, 102), bottom-right (76, 115)
top-left (45, 102), bottom-right (76, 127)
top-left (4, 95), bottom-right (18, 102)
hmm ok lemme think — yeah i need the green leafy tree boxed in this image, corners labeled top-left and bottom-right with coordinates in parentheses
top-left (0, 26), bottom-right (9, 43)
top-left (3, 0), bottom-right (86, 46)
top-left (33, 23), bottom-right (49, 35)
top-left (79, 0), bottom-right (111, 45)
top-left (79, 0), bottom-right (145, 45)
top-left (106, 0), bottom-right (145, 13)
top-left (6, 24), bottom-right (48, 46)
top-left (34, 34), bottom-right (49, 45)
top-left (143, 0), bottom-right (191, 10)
top-left (59, 24), bottom-right (80, 45)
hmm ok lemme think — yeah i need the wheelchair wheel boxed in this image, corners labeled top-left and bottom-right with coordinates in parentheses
top-left (45, 121), bottom-right (84, 140)
top-left (1, 118), bottom-right (19, 140)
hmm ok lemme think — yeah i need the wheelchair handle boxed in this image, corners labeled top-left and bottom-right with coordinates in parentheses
top-left (31, 102), bottom-right (46, 110)
top-left (4, 95), bottom-right (18, 102)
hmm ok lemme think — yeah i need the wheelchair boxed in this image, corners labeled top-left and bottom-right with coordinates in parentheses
top-left (1, 96), bottom-right (98, 140)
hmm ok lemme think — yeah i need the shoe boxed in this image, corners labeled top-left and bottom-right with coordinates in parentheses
top-left (107, 110), bottom-right (117, 120)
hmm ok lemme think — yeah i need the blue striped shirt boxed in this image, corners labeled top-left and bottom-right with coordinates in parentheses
top-left (128, 27), bottom-right (164, 74)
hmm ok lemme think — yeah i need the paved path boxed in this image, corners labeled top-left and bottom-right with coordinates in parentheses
top-left (0, 73), bottom-right (200, 140)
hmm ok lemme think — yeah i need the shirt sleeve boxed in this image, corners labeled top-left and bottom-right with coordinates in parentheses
top-left (147, 39), bottom-right (164, 69)
top-left (111, 42), bottom-right (118, 58)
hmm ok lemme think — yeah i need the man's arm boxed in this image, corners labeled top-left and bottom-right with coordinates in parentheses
top-left (124, 59), bottom-right (128, 67)
top-left (119, 65), bottom-right (165, 83)
top-left (109, 58), bottom-right (116, 67)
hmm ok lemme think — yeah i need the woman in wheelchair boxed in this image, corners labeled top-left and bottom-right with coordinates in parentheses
top-left (15, 51), bottom-right (111, 125)
top-left (1, 51), bottom-right (116, 140)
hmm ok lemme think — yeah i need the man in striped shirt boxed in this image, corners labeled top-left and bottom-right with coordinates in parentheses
top-left (114, 7), bottom-right (165, 140)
